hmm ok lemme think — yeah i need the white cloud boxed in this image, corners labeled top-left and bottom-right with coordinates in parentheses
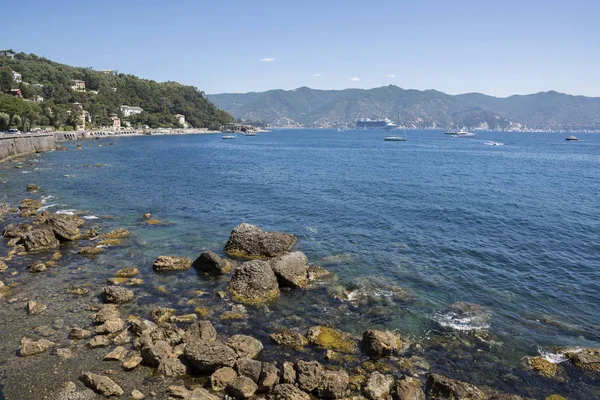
top-left (259, 57), bottom-right (275, 62)
top-left (313, 73), bottom-right (322, 77)
top-left (349, 77), bottom-right (361, 82)
top-left (386, 73), bottom-right (396, 78)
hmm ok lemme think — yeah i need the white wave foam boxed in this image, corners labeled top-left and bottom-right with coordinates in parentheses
top-left (41, 195), bottom-right (54, 204)
top-left (38, 204), bottom-right (57, 211)
top-left (56, 209), bottom-right (77, 215)
top-left (434, 312), bottom-right (491, 332)
top-left (20, 171), bottom-right (30, 174)
top-left (538, 347), bottom-right (574, 364)
top-left (83, 215), bottom-right (99, 220)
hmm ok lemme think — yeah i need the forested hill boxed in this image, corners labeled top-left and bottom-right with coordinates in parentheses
top-left (209, 86), bottom-right (600, 131)
top-left (0, 51), bottom-right (233, 130)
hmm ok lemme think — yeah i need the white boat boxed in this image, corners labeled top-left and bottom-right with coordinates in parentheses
top-left (451, 130), bottom-right (476, 137)
top-left (243, 131), bottom-right (257, 136)
top-left (356, 118), bottom-right (397, 131)
top-left (221, 133), bottom-right (236, 140)
top-left (384, 135), bottom-right (407, 141)
top-left (484, 141), bottom-right (504, 146)
top-left (565, 135), bottom-right (578, 141)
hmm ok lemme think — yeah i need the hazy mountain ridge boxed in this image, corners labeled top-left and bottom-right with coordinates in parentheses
top-left (209, 85), bottom-right (600, 130)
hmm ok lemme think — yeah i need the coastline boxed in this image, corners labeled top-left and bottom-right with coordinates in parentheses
top-left (0, 137), bottom-right (597, 400)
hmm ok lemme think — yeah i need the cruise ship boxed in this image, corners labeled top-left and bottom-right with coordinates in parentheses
top-left (355, 118), bottom-right (397, 131)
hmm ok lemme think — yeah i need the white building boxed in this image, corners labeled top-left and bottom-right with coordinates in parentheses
top-left (12, 71), bottom-right (22, 83)
top-left (120, 105), bottom-right (143, 117)
top-left (72, 80), bottom-right (85, 90)
top-left (34, 95), bottom-right (44, 103)
top-left (175, 114), bottom-right (188, 127)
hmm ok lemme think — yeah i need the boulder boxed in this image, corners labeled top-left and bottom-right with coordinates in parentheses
top-left (396, 376), bottom-right (425, 400)
top-left (152, 255), bottom-right (192, 271)
top-left (144, 323), bottom-right (185, 346)
top-left (306, 326), bottom-right (358, 353)
top-left (0, 260), bottom-right (7, 271)
top-left (184, 321), bottom-right (217, 343)
top-left (157, 357), bottom-right (187, 376)
top-left (88, 335), bottom-right (110, 348)
top-left (224, 223), bottom-right (297, 259)
top-left (308, 265), bottom-right (334, 281)
top-left (193, 250), bottom-right (234, 275)
top-left (258, 362), bottom-right (280, 393)
top-left (139, 334), bottom-right (174, 367)
top-left (79, 245), bottom-right (103, 256)
top-left (426, 373), bottom-right (486, 400)
top-left (101, 286), bottom-right (134, 304)
top-left (26, 184), bottom-right (40, 192)
top-left (564, 347), bottom-right (600, 372)
top-left (98, 228), bottom-right (131, 239)
top-left (184, 339), bottom-right (238, 372)
top-left (33, 210), bottom-right (51, 225)
top-left (48, 214), bottom-right (81, 241)
top-left (129, 318), bottom-right (158, 336)
top-left (364, 371), bottom-right (394, 400)
top-left (21, 227), bottom-right (60, 251)
top-left (95, 318), bottom-right (125, 334)
top-left (92, 304), bottom-right (121, 324)
top-left (227, 260), bottom-right (280, 304)
top-left (236, 357), bottom-right (262, 382)
top-left (152, 307), bottom-right (175, 325)
top-left (122, 355), bottom-right (143, 370)
top-left (104, 346), bottom-right (128, 361)
top-left (296, 360), bottom-right (324, 392)
top-left (282, 361), bottom-right (296, 384)
top-left (317, 369), bottom-right (349, 398)
top-left (79, 372), bottom-right (124, 397)
top-left (521, 356), bottom-right (561, 378)
top-left (269, 384), bottom-right (311, 400)
top-left (270, 329), bottom-right (308, 348)
top-left (19, 198), bottom-right (43, 217)
top-left (270, 251), bottom-right (309, 288)
top-left (70, 327), bottom-right (92, 340)
top-left (229, 334), bottom-right (264, 359)
top-left (19, 337), bottom-right (55, 356)
top-left (362, 330), bottom-right (402, 358)
top-left (227, 376), bottom-right (258, 399)
top-left (2, 223), bottom-right (31, 238)
top-left (211, 366), bottom-right (238, 391)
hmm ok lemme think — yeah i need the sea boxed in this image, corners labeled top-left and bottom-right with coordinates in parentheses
top-left (1, 129), bottom-right (599, 398)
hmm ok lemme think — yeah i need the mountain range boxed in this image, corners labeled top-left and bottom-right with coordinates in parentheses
top-left (208, 85), bottom-right (600, 131)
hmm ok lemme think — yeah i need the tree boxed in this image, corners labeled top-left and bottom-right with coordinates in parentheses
top-left (0, 94), bottom-right (28, 128)
top-left (0, 67), bottom-right (13, 93)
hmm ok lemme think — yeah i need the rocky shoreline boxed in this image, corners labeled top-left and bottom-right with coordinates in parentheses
top-left (0, 185), bottom-right (599, 399)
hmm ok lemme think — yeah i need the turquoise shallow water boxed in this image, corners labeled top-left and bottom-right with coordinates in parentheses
top-left (1, 129), bottom-right (600, 397)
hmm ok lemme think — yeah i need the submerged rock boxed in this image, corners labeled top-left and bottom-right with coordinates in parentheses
top-left (80, 372), bottom-right (124, 397)
top-left (153, 255), bottom-right (192, 271)
top-left (193, 250), bottom-right (234, 275)
top-left (306, 326), bottom-right (358, 353)
top-left (270, 251), bottom-right (310, 288)
top-left (26, 184), bottom-right (40, 193)
top-left (114, 267), bottom-right (140, 278)
top-left (99, 228), bottom-right (131, 239)
top-left (436, 301), bottom-right (492, 332)
top-left (27, 261), bottom-right (47, 273)
top-left (79, 245), bottom-right (103, 256)
top-left (227, 260), bottom-right (280, 304)
top-left (19, 337), bottom-right (55, 356)
top-left (224, 223), bottom-right (297, 259)
top-left (331, 276), bottom-right (416, 306)
top-left (270, 329), bottom-right (308, 348)
top-left (426, 373), bottom-right (486, 400)
top-left (101, 286), bottom-right (134, 304)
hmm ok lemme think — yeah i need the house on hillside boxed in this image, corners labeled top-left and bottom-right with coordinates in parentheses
top-left (34, 95), bottom-right (44, 103)
top-left (175, 114), bottom-right (188, 128)
top-left (9, 88), bottom-right (22, 98)
top-left (12, 71), bottom-right (22, 83)
top-left (0, 50), bottom-right (15, 59)
top-left (120, 105), bottom-right (143, 117)
top-left (100, 70), bottom-right (113, 75)
top-left (111, 114), bottom-right (121, 129)
top-left (71, 80), bottom-right (86, 90)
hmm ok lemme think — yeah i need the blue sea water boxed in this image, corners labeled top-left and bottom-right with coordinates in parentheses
top-left (1, 129), bottom-right (599, 397)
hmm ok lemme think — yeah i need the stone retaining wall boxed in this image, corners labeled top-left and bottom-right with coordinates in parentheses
top-left (0, 133), bottom-right (56, 163)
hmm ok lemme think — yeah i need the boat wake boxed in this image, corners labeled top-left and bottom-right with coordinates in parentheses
top-left (484, 141), bottom-right (504, 146)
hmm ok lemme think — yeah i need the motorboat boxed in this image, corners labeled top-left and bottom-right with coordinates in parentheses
top-left (565, 135), bottom-right (578, 141)
top-left (221, 133), bottom-right (236, 140)
top-left (384, 135), bottom-right (407, 141)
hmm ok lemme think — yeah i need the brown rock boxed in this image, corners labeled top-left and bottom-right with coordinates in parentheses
top-left (184, 320), bottom-right (218, 343)
top-left (19, 337), bottom-right (55, 356)
top-left (48, 214), bottom-right (81, 241)
top-left (79, 245), bottom-right (103, 256)
top-left (122, 355), bottom-right (143, 370)
top-left (104, 346), bottom-right (128, 361)
top-left (211, 366), bottom-right (238, 391)
top-left (152, 307), bottom-right (175, 325)
top-left (565, 347), bottom-right (600, 372)
top-left (229, 334), bottom-right (264, 359)
top-left (193, 250), bottom-right (234, 275)
top-left (270, 251), bottom-right (309, 287)
top-left (115, 267), bottom-right (140, 278)
top-left (362, 330), bottom-right (402, 358)
top-left (282, 361), bottom-right (296, 384)
top-left (22, 227), bottom-right (60, 251)
top-left (396, 376), bottom-right (425, 400)
top-left (227, 260), bottom-right (280, 304)
top-left (364, 371), bottom-right (394, 400)
top-left (227, 376), bottom-right (258, 399)
top-left (426, 373), bottom-right (486, 400)
top-left (184, 339), bottom-right (238, 372)
top-left (19, 198), bottom-right (43, 217)
top-left (101, 286), bottom-right (134, 304)
top-left (27, 300), bottom-right (47, 315)
top-left (296, 360), bottom-right (324, 392)
top-left (152, 255), bottom-right (192, 271)
top-left (236, 357), bottom-right (262, 382)
top-left (70, 327), bottom-right (92, 340)
top-left (269, 384), bottom-right (311, 400)
top-left (99, 228), bottom-right (131, 239)
top-left (259, 362), bottom-right (280, 393)
top-left (157, 357), bottom-right (187, 376)
top-left (27, 261), bottom-right (47, 273)
top-left (80, 372), bottom-right (124, 397)
top-left (270, 329), bottom-right (308, 348)
top-left (88, 335), bottom-right (110, 348)
top-left (224, 223), bottom-right (297, 259)
top-left (317, 369), bottom-right (349, 399)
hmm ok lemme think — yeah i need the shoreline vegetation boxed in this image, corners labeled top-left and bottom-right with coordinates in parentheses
top-left (0, 146), bottom-right (598, 399)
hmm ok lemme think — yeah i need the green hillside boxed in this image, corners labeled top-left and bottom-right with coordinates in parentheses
top-left (0, 50), bottom-right (233, 131)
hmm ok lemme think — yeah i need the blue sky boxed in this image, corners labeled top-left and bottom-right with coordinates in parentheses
top-left (2, 0), bottom-right (599, 97)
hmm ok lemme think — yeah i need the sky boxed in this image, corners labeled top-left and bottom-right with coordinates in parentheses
top-left (2, 0), bottom-right (599, 97)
